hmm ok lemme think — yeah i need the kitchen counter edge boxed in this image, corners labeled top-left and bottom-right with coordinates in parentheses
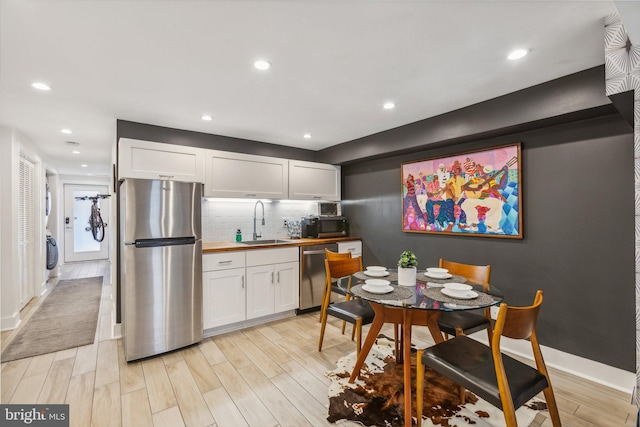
top-left (203, 237), bottom-right (361, 253)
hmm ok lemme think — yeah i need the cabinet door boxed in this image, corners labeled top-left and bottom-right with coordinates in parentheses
top-left (274, 261), bottom-right (299, 313)
top-left (119, 138), bottom-right (205, 182)
top-left (289, 160), bottom-right (341, 200)
top-left (203, 268), bottom-right (245, 329)
top-left (205, 150), bottom-right (288, 198)
top-left (246, 265), bottom-right (275, 319)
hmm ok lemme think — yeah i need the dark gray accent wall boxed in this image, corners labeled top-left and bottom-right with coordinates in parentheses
top-left (341, 113), bottom-right (634, 371)
top-left (117, 120), bottom-right (319, 162)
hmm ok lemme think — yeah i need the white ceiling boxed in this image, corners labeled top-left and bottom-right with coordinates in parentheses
top-left (1, 0), bottom-right (638, 177)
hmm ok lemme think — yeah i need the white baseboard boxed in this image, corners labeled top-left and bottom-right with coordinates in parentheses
top-left (203, 311), bottom-right (296, 338)
top-left (471, 333), bottom-right (635, 396)
top-left (1, 312), bottom-right (21, 331)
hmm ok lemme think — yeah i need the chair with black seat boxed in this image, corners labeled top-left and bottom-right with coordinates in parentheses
top-left (318, 256), bottom-right (375, 357)
top-left (416, 290), bottom-right (561, 427)
top-left (436, 259), bottom-right (493, 341)
top-left (318, 249), bottom-right (353, 324)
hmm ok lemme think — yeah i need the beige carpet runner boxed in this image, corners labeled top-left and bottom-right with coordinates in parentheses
top-left (1, 276), bottom-right (103, 362)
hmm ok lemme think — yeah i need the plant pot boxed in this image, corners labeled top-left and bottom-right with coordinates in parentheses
top-left (397, 266), bottom-right (417, 286)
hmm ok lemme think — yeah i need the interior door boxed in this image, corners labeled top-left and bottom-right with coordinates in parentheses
top-left (64, 184), bottom-right (110, 262)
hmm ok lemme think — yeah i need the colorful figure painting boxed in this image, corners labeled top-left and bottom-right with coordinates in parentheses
top-left (401, 143), bottom-right (522, 238)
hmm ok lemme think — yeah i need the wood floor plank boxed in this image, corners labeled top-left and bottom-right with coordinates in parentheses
top-left (161, 350), bottom-right (184, 366)
top-left (212, 360), bottom-right (278, 427)
top-left (54, 347), bottom-right (78, 361)
top-left (241, 327), bottom-right (292, 365)
top-left (270, 371), bottom-right (333, 426)
top-left (1, 357), bottom-right (31, 402)
top-left (198, 337), bottom-right (227, 366)
top-left (121, 388), bottom-right (154, 427)
top-left (10, 372), bottom-right (47, 403)
top-left (213, 333), bottom-right (253, 370)
top-left (91, 381), bottom-right (121, 427)
top-left (66, 371), bottom-right (95, 427)
top-left (152, 406), bottom-right (186, 427)
top-left (229, 331), bottom-right (284, 379)
top-left (117, 343), bottom-right (145, 395)
top-left (37, 357), bottom-right (75, 404)
top-left (165, 359), bottom-right (215, 427)
top-left (238, 363), bottom-right (312, 427)
top-left (73, 342), bottom-right (99, 376)
top-left (202, 386), bottom-right (248, 427)
top-left (95, 339), bottom-right (119, 388)
top-left (182, 345), bottom-right (222, 393)
top-left (280, 359), bottom-right (330, 404)
top-left (24, 352), bottom-right (56, 377)
top-left (141, 357), bottom-right (178, 414)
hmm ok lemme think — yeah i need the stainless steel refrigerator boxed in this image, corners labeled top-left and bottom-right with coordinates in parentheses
top-left (120, 179), bottom-right (202, 361)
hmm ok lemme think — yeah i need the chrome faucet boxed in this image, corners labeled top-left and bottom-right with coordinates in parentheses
top-left (253, 200), bottom-right (265, 240)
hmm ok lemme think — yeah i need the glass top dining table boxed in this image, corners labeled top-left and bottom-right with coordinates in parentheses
top-left (340, 268), bottom-right (503, 427)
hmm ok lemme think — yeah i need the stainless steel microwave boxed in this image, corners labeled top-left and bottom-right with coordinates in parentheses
top-left (301, 216), bottom-right (349, 238)
top-left (318, 201), bottom-right (341, 217)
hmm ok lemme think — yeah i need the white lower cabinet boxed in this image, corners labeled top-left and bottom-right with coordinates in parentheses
top-left (203, 247), bottom-right (299, 331)
top-left (203, 268), bottom-right (245, 329)
top-left (246, 247), bottom-right (299, 320)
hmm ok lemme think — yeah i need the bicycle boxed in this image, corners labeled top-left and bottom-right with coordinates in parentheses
top-left (75, 194), bottom-right (110, 242)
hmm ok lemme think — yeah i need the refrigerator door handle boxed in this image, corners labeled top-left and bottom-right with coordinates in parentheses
top-left (134, 237), bottom-right (196, 248)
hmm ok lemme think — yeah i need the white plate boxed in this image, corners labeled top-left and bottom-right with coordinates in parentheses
top-left (426, 267), bottom-right (449, 275)
top-left (424, 272), bottom-right (453, 279)
top-left (443, 283), bottom-right (472, 292)
top-left (364, 270), bottom-right (390, 277)
top-left (365, 279), bottom-right (391, 286)
top-left (362, 284), bottom-right (394, 294)
top-left (441, 288), bottom-right (478, 299)
top-left (426, 282), bottom-right (444, 288)
top-left (366, 266), bottom-right (387, 272)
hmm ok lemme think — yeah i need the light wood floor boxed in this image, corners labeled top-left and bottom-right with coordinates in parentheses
top-left (1, 261), bottom-right (636, 427)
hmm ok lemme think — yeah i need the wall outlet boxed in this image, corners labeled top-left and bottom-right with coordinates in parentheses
top-left (490, 306), bottom-right (500, 320)
top-left (283, 219), bottom-right (289, 228)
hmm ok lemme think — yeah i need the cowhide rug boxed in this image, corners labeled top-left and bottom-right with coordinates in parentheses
top-left (326, 336), bottom-right (548, 426)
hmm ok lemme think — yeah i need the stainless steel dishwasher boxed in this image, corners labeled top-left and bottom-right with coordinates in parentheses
top-left (298, 243), bottom-right (338, 313)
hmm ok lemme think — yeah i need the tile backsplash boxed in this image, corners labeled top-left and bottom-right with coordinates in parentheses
top-left (202, 199), bottom-right (317, 242)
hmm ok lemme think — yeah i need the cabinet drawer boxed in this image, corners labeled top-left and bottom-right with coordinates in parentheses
top-left (337, 240), bottom-right (362, 255)
top-left (203, 252), bottom-right (246, 271)
top-left (246, 247), bottom-right (298, 266)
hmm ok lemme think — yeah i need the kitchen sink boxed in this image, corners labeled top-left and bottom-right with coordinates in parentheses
top-left (240, 239), bottom-right (290, 246)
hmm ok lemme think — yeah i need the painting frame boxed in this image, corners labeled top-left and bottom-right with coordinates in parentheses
top-left (401, 143), bottom-right (522, 239)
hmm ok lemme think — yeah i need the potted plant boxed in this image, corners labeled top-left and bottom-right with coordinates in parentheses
top-left (398, 250), bottom-right (418, 286)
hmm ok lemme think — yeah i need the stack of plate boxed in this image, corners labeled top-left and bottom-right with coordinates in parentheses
top-left (424, 267), bottom-right (452, 279)
top-left (364, 266), bottom-right (389, 277)
top-left (363, 279), bottom-right (393, 294)
top-left (440, 283), bottom-right (478, 299)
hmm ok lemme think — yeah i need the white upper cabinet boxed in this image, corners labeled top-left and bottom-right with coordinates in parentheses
top-left (204, 150), bottom-right (288, 198)
top-left (288, 160), bottom-right (341, 200)
top-left (119, 138), bottom-right (205, 183)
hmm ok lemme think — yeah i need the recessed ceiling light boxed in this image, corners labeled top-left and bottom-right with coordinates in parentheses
top-left (383, 102), bottom-right (396, 110)
top-left (72, 150), bottom-right (80, 154)
top-left (61, 128), bottom-right (72, 134)
top-left (303, 133), bottom-right (312, 139)
top-left (31, 82), bottom-right (51, 91)
top-left (201, 115), bottom-right (213, 121)
top-left (508, 49), bottom-right (529, 60)
top-left (254, 60), bottom-right (271, 70)
top-left (81, 164), bottom-right (88, 168)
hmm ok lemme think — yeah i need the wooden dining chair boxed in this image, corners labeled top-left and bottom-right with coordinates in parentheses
top-left (318, 256), bottom-right (375, 357)
top-left (436, 259), bottom-right (493, 341)
top-left (416, 290), bottom-right (561, 427)
top-left (318, 249), bottom-right (353, 323)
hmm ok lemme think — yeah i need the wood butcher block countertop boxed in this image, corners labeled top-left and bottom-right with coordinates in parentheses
top-left (202, 237), bottom-right (361, 253)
